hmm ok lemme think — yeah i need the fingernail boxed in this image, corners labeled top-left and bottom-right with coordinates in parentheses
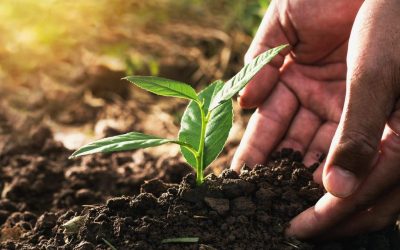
top-left (324, 165), bottom-right (358, 198)
top-left (238, 89), bottom-right (244, 97)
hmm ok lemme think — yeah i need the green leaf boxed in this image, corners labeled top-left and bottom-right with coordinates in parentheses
top-left (102, 238), bottom-right (118, 250)
top-left (209, 44), bottom-right (288, 110)
top-left (69, 132), bottom-right (195, 158)
top-left (179, 81), bottom-right (233, 169)
top-left (161, 237), bottom-right (199, 244)
top-left (124, 76), bottom-right (199, 101)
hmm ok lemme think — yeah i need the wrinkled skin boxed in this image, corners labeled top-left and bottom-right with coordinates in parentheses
top-left (231, 0), bottom-right (361, 172)
top-left (232, 0), bottom-right (400, 239)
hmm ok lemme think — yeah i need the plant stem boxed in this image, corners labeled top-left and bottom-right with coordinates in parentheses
top-left (195, 100), bottom-right (209, 185)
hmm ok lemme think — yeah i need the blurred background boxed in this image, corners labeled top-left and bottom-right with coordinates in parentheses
top-left (0, 0), bottom-right (269, 169)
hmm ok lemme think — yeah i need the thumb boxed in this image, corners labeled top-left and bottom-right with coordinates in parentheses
top-left (323, 83), bottom-right (387, 198)
top-left (323, 1), bottom-right (397, 198)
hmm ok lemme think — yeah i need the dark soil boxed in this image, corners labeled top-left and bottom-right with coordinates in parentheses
top-left (1, 144), bottom-right (398, 249)
top-left (0, 125), bottom-right (192, 242)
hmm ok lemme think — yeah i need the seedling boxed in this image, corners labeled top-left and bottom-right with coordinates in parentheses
top-left (70, 45), bottom-right (287, 185)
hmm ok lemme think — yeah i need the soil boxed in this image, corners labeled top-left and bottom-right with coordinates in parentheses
top-left (0, 125), bottom-right (192, 242)
top-left (0, 137), bottom-right (398, 250)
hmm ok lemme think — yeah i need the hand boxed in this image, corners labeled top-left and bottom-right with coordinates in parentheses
top-left (231, 0), bottom-right (363, 172)
top-left (288, 0), bottom-right (400, 239)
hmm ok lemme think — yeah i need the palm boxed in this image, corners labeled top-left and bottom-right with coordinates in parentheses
top-left (231, 0), bottom-right (362, 173)
top-left (278, 58), bottom-right (345, 171)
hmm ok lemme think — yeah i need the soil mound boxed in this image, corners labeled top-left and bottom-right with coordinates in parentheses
top-left (1, 149), bottom-right (398, 249)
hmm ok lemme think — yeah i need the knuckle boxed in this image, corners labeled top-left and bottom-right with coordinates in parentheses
top-left (258, 109), bottom-right (285, 126)
top-left (339, 130), bottom-right (377, 159)
top-left (350, 60), bottom-right (398, 106)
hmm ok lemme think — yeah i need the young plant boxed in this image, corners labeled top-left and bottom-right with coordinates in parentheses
top-left (70, 45), bottom-right (287, 185)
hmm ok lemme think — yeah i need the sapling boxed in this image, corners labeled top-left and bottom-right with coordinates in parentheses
top-left (70, 44), bottom-right (287, 185)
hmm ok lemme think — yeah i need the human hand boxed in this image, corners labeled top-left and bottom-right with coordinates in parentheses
top-left (288, 0), bottom-right (400, 239)
top-left (231, 0), bottom-right (363, 172)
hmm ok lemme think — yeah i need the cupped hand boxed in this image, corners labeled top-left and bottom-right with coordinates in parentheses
top-left (287, 0), bottom-right (400, 239)
top-left (231, 0), bottom-right (363, 171)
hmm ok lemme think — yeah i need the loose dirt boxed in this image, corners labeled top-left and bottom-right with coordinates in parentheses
top-left (1, 138), bottom-right (398, 250)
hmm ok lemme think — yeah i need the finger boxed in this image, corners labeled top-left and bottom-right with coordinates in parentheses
top-left (276, 108), bottom-right (321, 154)
top-left (280, 62), bottom-right (345, 121)
top-left (322, 0), bottom-right (400, 198)
top-left (238, 1), bottom-right (292, 109)
top-left (231, 83), bottom-right (298, 171)
top-left (303, 122), bottom-right (337, 166)
top-left (238, 66), bottom-right (282, 109)
top-left (321, 6), bottom-right (400, 198)
top-left (312, 159), bottom-right (325, 185)
top-left (326, 185), bottom-right (400, 239)
top-left (287, 126), bottom-right (400, 239)
top-left (282, 60), bottom-right (347, 83)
